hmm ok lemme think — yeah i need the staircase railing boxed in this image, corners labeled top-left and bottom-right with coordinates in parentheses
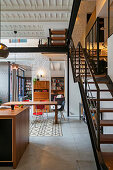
top-left (69, 40), bottom-right (108, 170)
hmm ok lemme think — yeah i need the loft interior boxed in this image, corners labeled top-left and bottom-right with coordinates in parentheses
top-left (0, 0), bottom-right (113, 170)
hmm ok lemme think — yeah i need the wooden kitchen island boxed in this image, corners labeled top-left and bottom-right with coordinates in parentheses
top-left (0, 107), bottom-right (29, 169)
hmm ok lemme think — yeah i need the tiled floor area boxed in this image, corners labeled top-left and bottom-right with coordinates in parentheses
top-left (0, 113), bottom-right (97, 170)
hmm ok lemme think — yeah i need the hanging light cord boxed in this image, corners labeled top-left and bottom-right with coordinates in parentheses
top-left (14, 31), bottom-right (17, 64)
top-left (0, 0), bottom-right (1, 43)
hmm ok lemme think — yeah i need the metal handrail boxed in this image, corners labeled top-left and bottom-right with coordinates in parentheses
top-left (78, 42), bottom-right (100, 150)
top-left (70, 39), bottom-right (108, 169)
top-left (70, 40), bottom-right (101, 150)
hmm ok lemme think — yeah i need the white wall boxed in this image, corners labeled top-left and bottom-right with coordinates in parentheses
top-left (0, 63), bottom-right (9, 103)
top-left (65, 60), bottom-right (81, 115)
top-left (51, 61), bottom-right (65, 77)
top-left (108, 34), bottom-right (113, 81)
top-left (96, 0), bottom-right (107, 17)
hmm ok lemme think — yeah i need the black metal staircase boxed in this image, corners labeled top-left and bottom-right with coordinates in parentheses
top-left (70, 40), bottom-right (113, 170)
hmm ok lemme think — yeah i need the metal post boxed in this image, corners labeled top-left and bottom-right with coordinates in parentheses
top-left (108, 0), bottom-right (110, 37)
top-left (48, 37), bottom-right (50, 46)
top-left (12, 69), bottom-right (18, 101)
top-left (97, 17), bottom-right (100, 74)
top-left (67, 50), bottom-right (69, 117)
top-left (97, 90), bottom-right (100, 151)
top-left (85, 60), bottom-right (87, 96)
top-left (8, 62), bottom-right (10, 102)
top-left (79, 44), bottom-right (80, 76)
top-left (75, 50), bottom-right (76, 78)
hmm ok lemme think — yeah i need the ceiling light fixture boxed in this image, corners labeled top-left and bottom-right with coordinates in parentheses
top-left (11, 30), bottom-right (18, 70)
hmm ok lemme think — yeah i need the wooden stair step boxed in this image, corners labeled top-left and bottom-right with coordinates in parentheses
top-left (51, 37), bottom-right (65, 41)
top-left (102, 152), bottom-right (113, 170)
top-left (81, 74), bottom-right (91, 77)
top-left (88, 89), bottom-right (113, 92)
top-left (94, 74), bottom-right (106, 78)
top-left (100, 134), bottom-right (113, 144)
top-left (90, 108), bottom-right (113, 113)
top-left (88, 81), bottom-right (109, 84)
top-left (89, 56), bottom-right (107, 60)
top-left (75, 73), bottom-right (106, 78)
top-left (93, 120), bottom-right (113, 127)
top-left (88, 98), bottom-right (113, 101)
top-left (51, 30), bottom-right (66, 35)
top-left (51, 42), bottom-right (66, 46)
top-left (80, 75), bottom-right (104, 78)
top-left (100, 120), bottom-right (113, 126)
top-left (76, 56), bottom-right (84, 58)
top-left (76, 68), bottom-right (88, 70)
top-left (76, 64), bottom-right (86, 65)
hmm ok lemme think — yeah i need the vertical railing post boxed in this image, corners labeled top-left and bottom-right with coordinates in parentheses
top-left (108, 0), bottom-right (110, 37)
top-left (75, 49), bottom-right (76, 77)
top-left (97, 17), bottom-right (100, 74)
top-left (8, 62), bottom-right (10, 102)
top-left (48, 37), bottom-right (50, 46)
top-left (39, 39), bottom-right (40, 45)
top-left (97, 89), bottom-right (100, 151)
top-left (85, 60), bottom-right (87, 96)
top-left (67, 50), bottom-right (70, 117)
top-left (79, 44), bottom-right (81, 76)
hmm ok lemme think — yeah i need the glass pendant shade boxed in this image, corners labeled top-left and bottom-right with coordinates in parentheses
top-left (0, 43), bottom-right (9, 58)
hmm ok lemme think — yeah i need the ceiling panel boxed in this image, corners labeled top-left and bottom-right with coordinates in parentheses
top-left (1, 0), bottom-right (73, 39)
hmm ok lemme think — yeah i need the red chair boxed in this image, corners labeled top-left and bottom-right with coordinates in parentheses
top-left (33, 104), bottom-right (45, 123)
top-left (40, 100), bottom-right (48, 118)
top-left (23, 99), bottom-right (30, 102)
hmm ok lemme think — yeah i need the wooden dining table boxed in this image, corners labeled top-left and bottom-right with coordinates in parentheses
top-left (3, 101), bottom-right (58, 124)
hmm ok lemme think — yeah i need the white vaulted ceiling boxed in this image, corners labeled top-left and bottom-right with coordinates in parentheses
top-left (1, 0), bottom-right (73, 39)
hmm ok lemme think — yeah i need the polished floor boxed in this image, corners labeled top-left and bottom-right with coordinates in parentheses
top-left (0, 113), bottom-right (97, 170)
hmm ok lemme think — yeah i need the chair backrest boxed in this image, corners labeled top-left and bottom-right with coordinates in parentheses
top-left (60, 100), bottom-right (65, 111)
top-left (55, 97), bottom-right (65, 105)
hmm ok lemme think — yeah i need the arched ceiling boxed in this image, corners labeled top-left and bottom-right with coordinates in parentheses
top-left (1, 0), bottom-right (73, 39)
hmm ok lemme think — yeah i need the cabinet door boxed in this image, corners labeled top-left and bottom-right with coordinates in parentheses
top-left (0, 119), bottom-right (12, 161)
top-left (34, 81), bottom-right (49, 89)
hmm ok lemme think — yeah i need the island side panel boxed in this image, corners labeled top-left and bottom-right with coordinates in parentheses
top-left (13, 107), bottom-right (29, 169)
top-left (0, 119), bottom-right (12, 162)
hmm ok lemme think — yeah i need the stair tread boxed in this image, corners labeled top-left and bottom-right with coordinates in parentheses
top-left (51, 30), bottom-right (66, 35)
top-left (88, 89), bottom-right (113, 92)
top-left (88, 81), bottom-right (109, 84)
top-left (51, 42), bottom-right (66, 46)
top-left (51, 37), bottom-right (66, 40)
top-left (88, 98), bottom-right (113, 101)
top-left (100, 134), bottom-right (113, 144)
top-left (90, 108), bottom-right (113, 112)
top-left (102, 152), bottom-right (113, 170)
top-left (100, 120), bottom-right (113, 126)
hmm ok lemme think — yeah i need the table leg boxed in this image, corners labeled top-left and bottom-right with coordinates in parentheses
top-left (11, 105), bottom-right (14, 110)
top-left (55, 104), bottom-right (58, 124)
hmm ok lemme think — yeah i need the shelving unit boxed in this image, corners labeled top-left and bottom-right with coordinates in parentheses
top-left (51, 77), bottom-right (64, 101)
top-left (24, 77), bottom-right (32, 100)
top-left (33, 81), bottom-right (49, 112)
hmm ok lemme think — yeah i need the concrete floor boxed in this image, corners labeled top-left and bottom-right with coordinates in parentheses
top-left (0, 113), bottom-right (97, 170)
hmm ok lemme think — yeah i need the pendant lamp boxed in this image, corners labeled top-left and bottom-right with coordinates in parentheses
top-left (0, 43), bottom-right (9, 58)
top-left (11, 31), bottom-right (18, 70)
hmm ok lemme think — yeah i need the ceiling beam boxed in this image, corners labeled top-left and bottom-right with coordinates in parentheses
top-left (8, 46), bottom-right (68, 53)
top-left (67, 0), bottom-right (81, 40)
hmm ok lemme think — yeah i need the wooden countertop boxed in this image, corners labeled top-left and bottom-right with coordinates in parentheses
top-left (3, 101), bottom-right (57, 106)
top-left (0, 107), bottom-right (29, 118)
